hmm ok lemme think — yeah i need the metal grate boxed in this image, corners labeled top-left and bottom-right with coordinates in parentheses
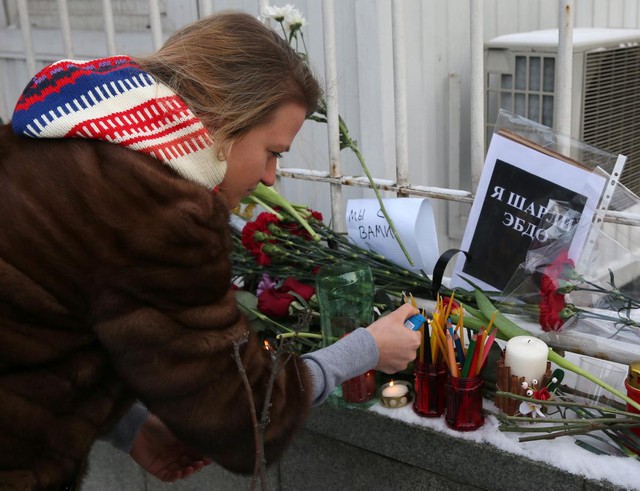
top-left (582, 46), bottom-right (640, 196)
top-left (485, 54), bottom-right (556, 145)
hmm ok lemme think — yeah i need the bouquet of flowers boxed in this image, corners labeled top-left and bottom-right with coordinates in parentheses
top-left (231, 185), bottom-right (440, 353)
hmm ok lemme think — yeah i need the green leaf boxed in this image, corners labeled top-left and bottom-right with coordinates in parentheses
top-left (547, 368), bottom-right (565, 392)
top-left (236, 290), bottom-right (259, 320)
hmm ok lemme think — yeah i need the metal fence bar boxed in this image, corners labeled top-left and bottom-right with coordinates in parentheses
top-left (200, 0), bottom-right (213, 18)
top-left (16, 0), bottom-right (36, 75)
top-left (277, 168), bottom-right (473, 203)
top-left (469, 0), bottom-right (484, 192)
top-left (148, 0), bottom-right (163, 51)
top-left (102, 0), bottom-right (117, 56)
top-left (57, 0), bottom-right (74, 58)
top-left (556, 0), bottom-right (574, 139)
top-left (391, 0), bottom-right (409, 191)
top-left (321, 0), bottom-right (344, 232)
top-left (277, 168), bottom-right (640, 226)
top-left (0, 79), bottom-right (7, 123)
top-left (258, 0), bottom-right (269, 17)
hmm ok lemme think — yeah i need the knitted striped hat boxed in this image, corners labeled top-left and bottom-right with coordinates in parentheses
top-left (12, 56), bottom-right (226, 190)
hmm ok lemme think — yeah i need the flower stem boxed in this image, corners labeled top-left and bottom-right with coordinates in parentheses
top-left (339, 122), bottom-right (415, 267)
top-left (245, 195), bottom-right (283, 220)
top-left (276, 332), bottom-right (325, 340)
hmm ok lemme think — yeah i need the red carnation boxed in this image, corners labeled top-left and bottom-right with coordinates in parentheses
top-left (310, 210), bottom-right (323, 222)
top-left (279, 277), bottom-right (315, 301)
top-left (256, 250), bottom-right (272, 266)
top-left (539, 275), bottom-right (566, 331)
top-left (279, 208), bottom-right (323, 241)
top-left (538, 251), bottom-right (574, 332)
top-left (241, 212), bottom-right (280, 260)
top-left (442, 296), bottom-right (460, 312)
top-left (257, 288), bottom-right (295, 318)
top-left (281, 222), bottom-right (314, 240)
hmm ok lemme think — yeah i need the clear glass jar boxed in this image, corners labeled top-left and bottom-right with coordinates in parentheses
top-left (316, 262), bottom-right (376, 404)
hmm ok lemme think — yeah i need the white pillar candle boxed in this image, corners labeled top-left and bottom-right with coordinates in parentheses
top-left (504, 336), bottom-right (549, 385)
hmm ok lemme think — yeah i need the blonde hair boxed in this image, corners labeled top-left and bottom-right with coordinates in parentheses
top-left (135, 11), bottom-right (321, 157)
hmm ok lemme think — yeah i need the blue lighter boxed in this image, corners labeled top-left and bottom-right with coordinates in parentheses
top-left (403, 313), bottom-right (425, 331)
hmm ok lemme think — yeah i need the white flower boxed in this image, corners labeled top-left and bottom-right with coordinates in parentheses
top-left (262, 4), bottom-right (296, 22)
top-left (285, 8), bottom-right (307, 31)
top-left (519, 401), bottom-right (545, 418)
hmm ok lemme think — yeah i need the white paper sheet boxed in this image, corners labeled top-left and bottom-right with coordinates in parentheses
top-left (346, 198), bottom-right (439, 275)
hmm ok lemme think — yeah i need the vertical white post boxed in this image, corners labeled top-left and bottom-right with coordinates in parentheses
top-left (556, 0), bottom-right (574, 141)
top-left (322, 0), bottom-right (344, 232)
top-left (0, 80), bottom-right (8, 123)
top-left (200, 0), bottom-right (213, 18)
top-left (258, 0), bottom-right (269, 17)
top-left (391, 0), bottom-right (409, 192)
top-left (57, 0), bottom-right (74, 58)
top-left (448, 73), bottom-right (465, 239)
top-left (103, 0), bottom-right (117, 56)
top-left (470, 0), bottom-right (484, 191)
top-left (148, 0), bottom-right (163, 51)
top-left (17, 0), bottom-right (36, 76)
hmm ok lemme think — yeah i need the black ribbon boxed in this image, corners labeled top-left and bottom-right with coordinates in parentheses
top-left (430, 248), bottom-right (471, 300)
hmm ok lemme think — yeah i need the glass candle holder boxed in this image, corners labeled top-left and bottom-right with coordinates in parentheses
top-left (444, 374), bottom-right (484, 431)
top-left (625, 361), bottom-right (640, 446)
top-left (576, 356), bottom-right (626, 406)
top-left (379, 380), bottom-right (411, 408)
top-left (342, 369), bottom-right (377, 403)
top-left (413, 361), bottom-right (446, 417)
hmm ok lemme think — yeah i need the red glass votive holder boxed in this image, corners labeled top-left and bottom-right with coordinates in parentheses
top-left (413, 361), bottom-right (446, 417)
top-left (444, 374), bottom-right (484, 431)
top-left (342, 369), bottom-right (377, 403)
top-left (625, 378), bottom-right (640, 444)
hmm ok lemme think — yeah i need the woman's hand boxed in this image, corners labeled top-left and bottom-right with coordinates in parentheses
top-left (130, 414), bottom-right (213, 482)
top-left (366, 303), bottom-right (421, 373)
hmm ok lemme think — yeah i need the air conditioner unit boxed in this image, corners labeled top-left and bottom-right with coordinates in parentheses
top-left (485, 28), bottom-right (640, 194)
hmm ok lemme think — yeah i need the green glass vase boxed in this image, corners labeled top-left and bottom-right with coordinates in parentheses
top-left (316, 262), bottom-right (377, 404)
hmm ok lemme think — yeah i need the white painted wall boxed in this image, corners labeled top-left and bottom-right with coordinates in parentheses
top-left (2, 0), bottom-right (640, 252)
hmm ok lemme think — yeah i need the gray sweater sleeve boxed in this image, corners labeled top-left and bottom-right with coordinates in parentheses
top-left (301, 327), bottom-right (379, 406)
top-left (101, 402), bottom-right (149, 453)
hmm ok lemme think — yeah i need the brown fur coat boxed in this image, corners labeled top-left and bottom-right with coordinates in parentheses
top-left (0, 125), bottom-right (311, 490)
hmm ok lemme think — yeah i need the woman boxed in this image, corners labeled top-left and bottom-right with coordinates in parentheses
top-left (0, 11), bottom-right (420, 489)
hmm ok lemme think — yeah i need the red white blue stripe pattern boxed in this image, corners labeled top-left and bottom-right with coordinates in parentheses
top-left (12, 56), bottom-right (226, 190)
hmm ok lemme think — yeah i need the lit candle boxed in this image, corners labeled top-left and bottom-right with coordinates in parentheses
top-left (382, 381), bottom-right (409, 398)
top-left (504, 336), bottom-right (549, 384)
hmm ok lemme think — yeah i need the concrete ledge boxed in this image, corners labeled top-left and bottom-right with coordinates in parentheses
top-left (82, 404), bottom-right (630, 490)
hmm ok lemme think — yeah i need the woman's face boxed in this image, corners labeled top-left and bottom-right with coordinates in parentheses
top-left (218, 101), bottom-right (307, 210)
